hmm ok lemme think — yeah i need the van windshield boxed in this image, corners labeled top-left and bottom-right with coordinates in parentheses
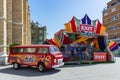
top-left (50, 46), bottom-right (60, 54)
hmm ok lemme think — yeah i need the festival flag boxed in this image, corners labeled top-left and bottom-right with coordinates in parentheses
top-left (100, 25), bottom-right (106, 35)
top-left (70, 16), bottom-right (77, 33)
top-left (74, 17), bottom-right (80, 27)
top-left (92, 19), bottom-right (98, 27)
top-left (64, 22), bottom-right (72, 33)
top-left (82, 14), bottom-right (91, 25)
top-left (95, 20), bottom-right (101, 34)
top-left (47, 38), bottom-right (61, 47)
top-left (64, 16), bottom-right (77, 33)
top-left (108, 41), bottom-right (118, 51)
top-left (54, 29), bottom-right (64, 37)
top-left (63, 34), bottom-right (72, 44)
top-left (93, 36), bottom-right (107, 51)
top-left (47, 39), bottom-right (56, 45)
top-left (54, 29), bottom-right (66, 46)
top-left (53, 37), bottom-right (61, 47)
top-left (95, 20), bottom-right (106, 35)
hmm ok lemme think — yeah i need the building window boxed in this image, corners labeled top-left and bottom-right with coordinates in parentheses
top-left (39, 30), bottom-right (42, 33)
top-left (111, 7), bottom-right (116, 12)
top-left (111, 26), bottom-right (116, 30)
top-left (111, 2), bottom-right (116, 6)
top-left (38, 42), bottom-right (42, 44)
top-left (39, 36), bottom-right (42, 40)
top-left (104, 12), bottom-right (108, 16)
top-left (32, 30), bottom-right (34, 33)
top-left (119, 14), bottom-right (120, 18)
top-left (32, 37), bottom-right (34, 40)
top-left (107, 26), bottom-right (111, 31)
top-left (111, 16), bottom-right (116, 21)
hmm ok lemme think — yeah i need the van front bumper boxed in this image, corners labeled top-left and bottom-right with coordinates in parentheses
top-left (52, 62), bottom-right (64, 68)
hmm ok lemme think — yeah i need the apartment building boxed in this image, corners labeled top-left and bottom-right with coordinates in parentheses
top-left (31, 21), bottom-right (47, 44)
top-left (103, 0), bottom-right (120, 43)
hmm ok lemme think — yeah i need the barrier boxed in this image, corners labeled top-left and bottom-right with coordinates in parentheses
top-left (0, 53), bottom-right (8, 65)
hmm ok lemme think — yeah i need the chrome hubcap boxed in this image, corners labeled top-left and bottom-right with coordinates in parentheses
top-left (14, 63), bottom-right (18, 69)
top-left (39, 65), bottom-right (43, 71)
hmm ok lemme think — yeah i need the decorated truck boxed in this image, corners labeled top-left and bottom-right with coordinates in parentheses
top-left (8, 44), bottom-right (64, 72)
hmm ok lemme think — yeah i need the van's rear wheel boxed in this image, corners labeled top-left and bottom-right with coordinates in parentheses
top-left (13, 63), bottom-right (20, 70)
top-left (38, 63), bottom-right (45, 72)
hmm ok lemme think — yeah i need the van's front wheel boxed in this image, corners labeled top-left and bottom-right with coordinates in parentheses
top-left (13, 63), bottom-right (20, 70)
top-left (38, 63), bottom-right (45, 72)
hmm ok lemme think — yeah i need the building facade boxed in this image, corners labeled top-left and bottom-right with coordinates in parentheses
top-left (0, 0), bottom-right (31, 53)
top-left (103, 0), bottom-right (120, 43)
top-left (31, 21), bottom-right (47, 44)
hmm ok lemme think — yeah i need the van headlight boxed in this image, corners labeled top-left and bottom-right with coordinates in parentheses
top-left (54, 59), bottom-right (57, 63)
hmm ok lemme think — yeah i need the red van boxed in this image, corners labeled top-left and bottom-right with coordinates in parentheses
top-left (8, 45), bottom-right (64, 72)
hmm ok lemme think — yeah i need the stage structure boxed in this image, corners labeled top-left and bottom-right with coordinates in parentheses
top-left (47, 14), bottom-right (118, 62)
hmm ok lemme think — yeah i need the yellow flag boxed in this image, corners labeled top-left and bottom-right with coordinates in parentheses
top-left (64, 22), bottom-right (72, 33)
top-left (53, 37), bottom-right (61, 47)
top-left (100, 25), bottom-right (106, 35)
top-left (108, 41), bottom-right (114, 48)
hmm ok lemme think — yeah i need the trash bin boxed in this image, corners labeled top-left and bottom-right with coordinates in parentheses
top-left (0, 53), bottom-right (8, 65)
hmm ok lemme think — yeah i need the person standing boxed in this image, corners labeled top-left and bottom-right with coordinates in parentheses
top-left (86, 41), bottom-right (93, 60)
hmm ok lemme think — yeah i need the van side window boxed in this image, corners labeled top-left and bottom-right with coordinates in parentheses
top-left (24, 48), bottom-right (36, 53)
top-left (38, 48), bottom-right (48, 54)
top-left (12, 48), bottom-right (23, 53)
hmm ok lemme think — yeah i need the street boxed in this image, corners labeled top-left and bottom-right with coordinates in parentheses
top-left (0, 57), bottom-right (120, 80)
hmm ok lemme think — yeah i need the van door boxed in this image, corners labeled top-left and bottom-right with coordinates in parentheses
top-left (23, 47), bottom-right (37, 66)
top-left (37, 47), bottom-right (52, 69)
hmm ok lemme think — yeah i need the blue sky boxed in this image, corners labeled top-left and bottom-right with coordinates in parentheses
top-left (29, 0), bottom-right (110, 39)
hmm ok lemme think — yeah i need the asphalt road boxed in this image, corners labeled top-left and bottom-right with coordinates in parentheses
top-left (0, 57), bottom-right (120, 80)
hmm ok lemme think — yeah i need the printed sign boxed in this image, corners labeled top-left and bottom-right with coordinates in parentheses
top-left (79, 24), bottom-right (94, 36)
top-left (94, 52), bottom-right (107, 62)
top-left (25, 55), bottom-right (34, 63)
top-left (79, 24), bottom-right (94, 32)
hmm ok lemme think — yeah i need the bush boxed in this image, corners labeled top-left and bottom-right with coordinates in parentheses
top-left (9, 43), bottom-right (20, 50)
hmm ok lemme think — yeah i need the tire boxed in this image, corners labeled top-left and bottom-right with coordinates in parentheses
top-left (13, 63), bottom-right (20, 70)
top-left (38, 63), bottom-right (45, 72)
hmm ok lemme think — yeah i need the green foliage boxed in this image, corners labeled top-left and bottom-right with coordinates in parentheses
top-left (9, 43), bottom-right (20, 50)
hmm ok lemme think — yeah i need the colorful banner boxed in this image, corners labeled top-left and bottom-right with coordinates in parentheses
top-left (64, 22), bottom-right (72, 33)
top-left (47, 39), bottom-right (56, 45)
top-left (79, 24), bottom-right (94, 36)
top-left (94, 52), bottom-right (107, 62)
top-left (64, 17), bottom-right (77, 33)
top-left (95, 20), bottom-right (106, 35)
top-left (82, 14), bottom-right (91, 25)
top-left (70, 17), bottom-right (77, 33)
top-left (108, 41), bottom-right (118, 51)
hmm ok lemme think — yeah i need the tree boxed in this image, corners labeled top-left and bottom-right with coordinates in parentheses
top-left (9, 43), bottom-right (20, 50)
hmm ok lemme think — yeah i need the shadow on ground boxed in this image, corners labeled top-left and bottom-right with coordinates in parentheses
top-left (0, 66), bottom-right (61, 77)
top-left (62, 61), bottom-right (115, 68)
